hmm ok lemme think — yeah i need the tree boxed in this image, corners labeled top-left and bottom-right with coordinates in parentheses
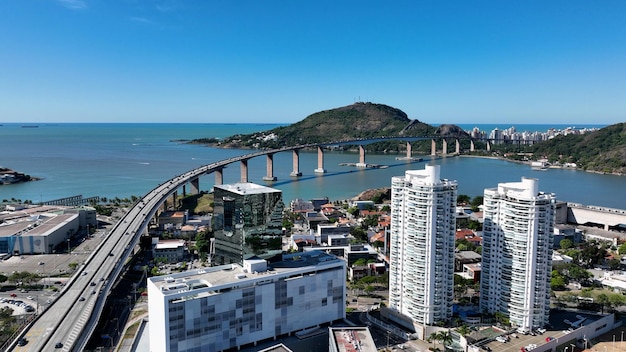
top-left (551, 273), bottom-right (567, 291)
top-left (457, 194), bottom-right (471, 205)
top-left (350, 227), bottom-right (368, 242)
top-left (609, 293), bottom-right (626, 312)
top-left (596, 293), bottom-right (610, 314)
top-left (427, 332), bottom-right (440, 349)
top-left (467, 220), bottom-right (482, 231)
top-left (470, 196), bottom-right (484, 211)
top-left (437, 331), bottom-right (453, 348)
top-left (559, 238), bottom-right (573, 250)
top-left (619, 243), bottom-right (626, 255)
top-left (456, 325), bottom-right (472, 337)
top-left (608, 258), bottom-right (621, 270)
top-left (195, 230), bottom-right (211, 255)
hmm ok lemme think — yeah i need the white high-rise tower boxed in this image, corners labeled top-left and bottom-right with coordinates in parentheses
top-left (389, 165), bottom-right (457, 328)
top-left (480, 177), bottom-right (555, 331)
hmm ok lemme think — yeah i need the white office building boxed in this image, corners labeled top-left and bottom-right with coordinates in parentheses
top-left (480, 177), bottom-right (555, 331)
top-left (148, 251), bottom-right (346, 352)
top-left (389, 165), bottom-right (457, 328)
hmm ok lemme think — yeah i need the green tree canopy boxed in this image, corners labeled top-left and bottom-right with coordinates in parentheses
top-left (470, 196), bottom-right (484, 211)
top-left (457, 194), bottom-right (471, 204)
top-left (559, 238), bottom-right (573, 250)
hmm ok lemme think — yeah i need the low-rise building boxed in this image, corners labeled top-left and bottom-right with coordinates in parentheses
top-left (153, 239), bottom-right (187, 263)
top-left (148, 250), bottom-right (346, 352)
top-left (0, 205), bottom-right (96, 255)
top-left (454, 251), bottom-right (482, 272)
top-left (329, 327), bottom-right (377, 352)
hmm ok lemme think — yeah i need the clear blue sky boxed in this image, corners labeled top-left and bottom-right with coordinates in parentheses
top-left (1, 1), bottom-right (625, 125)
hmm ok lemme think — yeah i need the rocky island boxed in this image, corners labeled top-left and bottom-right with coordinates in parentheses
top-left (0, 167), bottom-right (37, 185)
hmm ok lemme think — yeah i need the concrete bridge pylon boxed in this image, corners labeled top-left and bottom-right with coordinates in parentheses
top-left (262, 153), bottom-right (277, 181)
top-left (215, 167), bottom-right (223, 185)
top-left (356, 145), bottom-right (367, 168)
top-left (190, 178), bottom-right (200, 195)
top-left (240, 159), bottom-right (248, 183)
top-left (290, 149), bottom-right (302, 177)
top-left (314, 146), bottom-right (326, 173)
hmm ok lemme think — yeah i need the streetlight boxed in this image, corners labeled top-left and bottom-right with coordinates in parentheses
top-left (571, 343), bottom-right (575, 352)
top-left (67, 239), bottom-right (70, 254)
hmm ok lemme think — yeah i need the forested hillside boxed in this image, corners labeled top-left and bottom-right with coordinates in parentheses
top-left (192, 102), bottom-right (445, 153)
top-left (528, 122), bottom-right (626, 174)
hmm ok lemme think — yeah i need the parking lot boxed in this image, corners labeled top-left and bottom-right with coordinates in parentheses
top-left (0, 227), bottom-right (110, 316)
top-left (478, 311), bottom-right (600, 352)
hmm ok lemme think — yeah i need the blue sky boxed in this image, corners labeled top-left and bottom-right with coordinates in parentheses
top-left (1, 1), bottom-right (625, 125)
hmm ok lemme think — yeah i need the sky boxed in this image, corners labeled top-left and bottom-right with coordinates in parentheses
top-left (1, 1), bottom-right (625, 125)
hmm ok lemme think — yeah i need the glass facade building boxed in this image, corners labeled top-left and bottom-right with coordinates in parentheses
top-left (213, 183), bottom-right (284, 265)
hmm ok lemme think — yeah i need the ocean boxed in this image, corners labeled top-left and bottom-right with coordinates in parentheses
top-left (1, 123), bottom-right (623, 209)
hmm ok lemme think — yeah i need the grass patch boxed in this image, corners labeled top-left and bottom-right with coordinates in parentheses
top-left (123, 321), bottom-right (141, 339)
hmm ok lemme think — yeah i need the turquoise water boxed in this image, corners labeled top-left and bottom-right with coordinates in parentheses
top-left (1, 123), bottom-right (623, 208)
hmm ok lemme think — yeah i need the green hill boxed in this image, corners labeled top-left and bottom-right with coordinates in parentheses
top-left (192, 102), bottom-right (457, 153)
top-left (527, 122), bottom-right (626, 174)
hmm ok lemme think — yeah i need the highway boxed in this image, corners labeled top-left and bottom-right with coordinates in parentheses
top-left (10, 149), bottom-right (280, 351)
top-left (9, 137), bottom-right (437, 351)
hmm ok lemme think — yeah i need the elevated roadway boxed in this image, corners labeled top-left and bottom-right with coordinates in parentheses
top-left (8, 135), bottom-right (483, 351)
top-left (11, 144), bottom-right (312, 351)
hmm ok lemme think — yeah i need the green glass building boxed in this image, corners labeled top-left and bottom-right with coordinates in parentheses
top-left (213, 182), bottom-right (285, 264)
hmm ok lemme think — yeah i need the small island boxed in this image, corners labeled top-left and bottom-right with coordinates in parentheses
top-left (0, 167), bottom-right (38, 185)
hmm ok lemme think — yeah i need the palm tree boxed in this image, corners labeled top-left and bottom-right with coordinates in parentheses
top-left (428, 332), bottom-right (440, 349)
top-left (457, 325), bottom-right (472, 337)
top-left (438, 330), bottom-right (453, 350)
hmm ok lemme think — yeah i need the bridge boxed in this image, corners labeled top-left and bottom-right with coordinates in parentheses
top-left (9, 135), bottom-right (500, 351)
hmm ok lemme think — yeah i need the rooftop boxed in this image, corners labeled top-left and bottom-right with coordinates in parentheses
top-left (149, 250), bottom-right (342, 296)
top-left (214, 182), bottom-right (281, 195)
top-left (155, 239), bottom-right (185, 250)
top-left (329, 327), bottom-right (377, 352)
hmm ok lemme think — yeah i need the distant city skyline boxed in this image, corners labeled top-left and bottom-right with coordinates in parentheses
top-left (1, 1), bottom-right (625, 125)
